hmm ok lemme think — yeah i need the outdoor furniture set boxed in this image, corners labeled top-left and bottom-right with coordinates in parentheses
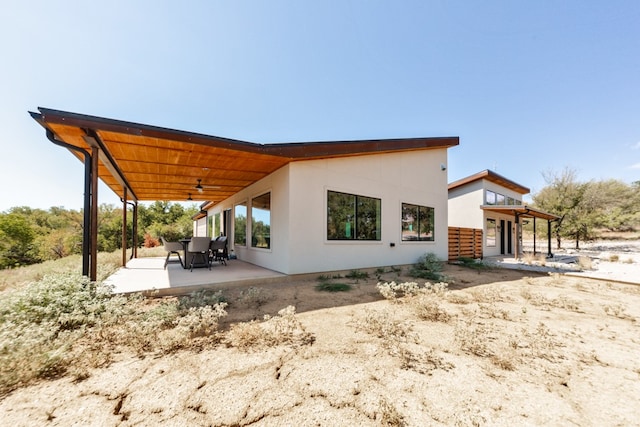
top-left (162, 236), bottom-right (229, 271)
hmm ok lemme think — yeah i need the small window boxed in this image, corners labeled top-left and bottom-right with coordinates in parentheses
top-left (486, 190), bottom-right (496, 205)
top-left (234, 202), bottom-right (247, 246)
top-left (496, 193), bottom-right (506, 205)
top-left (507, 197), bottom-right (515, 206)
top-left (251, 192), bottom-right (271, 249)
top-left (401, 203), bottom-right (434, 241)
top-left (327, 190), bottom-right (381, 240)
top-left (486, 218), bottom-right (496, 247)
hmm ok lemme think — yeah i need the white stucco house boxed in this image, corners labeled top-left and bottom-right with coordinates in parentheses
top-left (193, 146), bottom-right (457, 274)
top-left (448, 169), bottom-right (559, 258)
top-left (31, 107), bottom-right (460, 279)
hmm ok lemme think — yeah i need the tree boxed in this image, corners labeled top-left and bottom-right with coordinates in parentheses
top-left (0, 212), bottom-right (39, 268)
top-left (532, 168), bottom-right (585, 249)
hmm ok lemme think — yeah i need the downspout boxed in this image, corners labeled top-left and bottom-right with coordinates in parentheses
top-left (46, 129), bottom-right (91, 277)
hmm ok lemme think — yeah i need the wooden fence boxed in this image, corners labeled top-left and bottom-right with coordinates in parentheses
top-left (448, 227), bottom-right (483, 261)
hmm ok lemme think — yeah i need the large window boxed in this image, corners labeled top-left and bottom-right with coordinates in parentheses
top-left (327, 190), bottom-right (381, 240)
top-left (234, 202), bottom-right (247, 246)
top-left (401, 203), bottom-right (434, 241)
top-left (251, 192), bottom-right (271, 249)
top-left (486, 218), bottom-right (496, 247)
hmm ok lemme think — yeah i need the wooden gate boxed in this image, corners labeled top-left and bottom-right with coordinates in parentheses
top-left (448, 227), bottom-right (483, 261)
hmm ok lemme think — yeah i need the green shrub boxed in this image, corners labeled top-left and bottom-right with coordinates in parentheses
top-left (456, 257), bottom-right (489, 270)
top-left (410, 252), bottom-right (443, 280)
top-left (345, 270), bottom-right (369, 280)
top-left (315, 282), bottom-right (352, 292)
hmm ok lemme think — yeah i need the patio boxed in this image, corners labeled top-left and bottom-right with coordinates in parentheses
top-left (105, 257), bottom-right (287, 296)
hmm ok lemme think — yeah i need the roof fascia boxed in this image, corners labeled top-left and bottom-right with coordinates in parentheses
top-left (36, 107), bottom-right (459, 160)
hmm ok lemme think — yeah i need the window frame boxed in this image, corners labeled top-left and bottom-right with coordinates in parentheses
top-left (251, 192), bottom-right (271, 250)
top-left (326, 190), bottom-right (381, 241)
top-left (234, 201), bottom-right (247, 247)
top-left (401, 202), bottom-right (435, 242)
top-left (486, 217), bottom-right (497, 247)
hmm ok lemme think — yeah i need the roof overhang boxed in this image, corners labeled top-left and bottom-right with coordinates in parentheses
top-left (30, 107), bottom-right (459, 206)
top-left (481, 205), bottom-right (560, 221)
top-left (449, 169), bottom-right (530, 194)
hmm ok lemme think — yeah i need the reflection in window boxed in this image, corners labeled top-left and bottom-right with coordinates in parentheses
top-left (401, 203), bottom-right (434, 241)
top-left (327, 190), bottom-right (381, 240)
top-left (486, 218), bottom-right (496, 247)
top-left (486, 190), bottom-right (496, 205)
top-left (234, 202), bottom-right (247, 246)
top-left (213, 212), bottom-right (221, 237)
top-left (496, 193), bottom-right (506, 205)
top-left (251, 193), bottom-right (271, 249)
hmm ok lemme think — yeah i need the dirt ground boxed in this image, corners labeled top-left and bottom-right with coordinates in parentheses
top-left (1, 263), bottom-right (640, 426)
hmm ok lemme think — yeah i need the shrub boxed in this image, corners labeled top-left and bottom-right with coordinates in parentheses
top-left (237, 286), bottom-right (271, 308)
top-left (345, 270), bottom-right (369, 280)
top-left (178, 289), bottom-right (227, 311)
top-left (377, 281), bottom-right (448, 301)
top-left (0, 273), bottom-right (229, 395)
top-left (410, 252), bottom-right (444, 280)
top-left (225, 306), bottom-right (315, 350)
top-left (411, 294), bottom-right (452, 323)
top-left (315, 282), bottom-right (352, 292)
top-left (143, 233), bottom-right (160, 248)
top-left (457, 257), bottom-right (490, 270)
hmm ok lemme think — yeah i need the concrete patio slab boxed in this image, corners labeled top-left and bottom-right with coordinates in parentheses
top-left (105, 257), bottom-right (287, 296)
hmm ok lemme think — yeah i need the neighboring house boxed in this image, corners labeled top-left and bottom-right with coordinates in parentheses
top-left (30, 107), bottom-right (459, 278)
top-left (448, 170), bottom-right (559, 258)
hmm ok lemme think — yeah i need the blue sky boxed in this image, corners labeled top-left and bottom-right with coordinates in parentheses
top-left (1, 1), bottom-right (638, 211)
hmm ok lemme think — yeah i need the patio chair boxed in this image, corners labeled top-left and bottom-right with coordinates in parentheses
top-left (187, 236), bottom-right (212, 271)
top-left (161, 236), bottom-right (183, 269)
top-left (209, 236), bottom-right (228, 266)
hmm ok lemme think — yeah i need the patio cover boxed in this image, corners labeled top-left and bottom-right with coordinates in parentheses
top-left (480, 205), bottom-right (560, 222)
top-left (30, 107), bottom-right (459, 204)
top-left (481, 205), bottom-right (560, 258)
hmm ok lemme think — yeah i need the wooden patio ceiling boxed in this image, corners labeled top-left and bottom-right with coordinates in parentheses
top-left (30, 108), bottom-right (459, 205)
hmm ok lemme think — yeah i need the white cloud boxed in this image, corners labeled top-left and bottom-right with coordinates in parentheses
top-left (631, 163), bottom-right (640, 169)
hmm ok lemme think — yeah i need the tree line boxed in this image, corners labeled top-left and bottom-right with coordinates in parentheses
top-left (531, 168), bottom-right (640, 249)
top-left (0, 202), bottom-right (199, 269)
top-left (1, 171), bottom-right (638, 269)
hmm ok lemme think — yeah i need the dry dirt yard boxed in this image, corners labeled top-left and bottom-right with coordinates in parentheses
top-left (1, 264), bottom-right (639, 426)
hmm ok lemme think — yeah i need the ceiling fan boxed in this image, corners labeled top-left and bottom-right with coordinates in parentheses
top-left (195, 179), bottom-right (220, 193)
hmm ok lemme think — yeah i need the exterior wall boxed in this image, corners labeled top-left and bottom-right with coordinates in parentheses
top-left (482, 211), bottom-right (517, 257)
top-left (285, 149), bottom-right (450, 274)
top-left (448, 178), bottom-right (526, 257)
top-left (204, 149), bottom-right (450, 275)
top-left (205, 164), bottom-right (292, 274)
top-left (448, 181), bottom-right (484, 229)
top-left (194, 217), bottom-right (207, 237)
